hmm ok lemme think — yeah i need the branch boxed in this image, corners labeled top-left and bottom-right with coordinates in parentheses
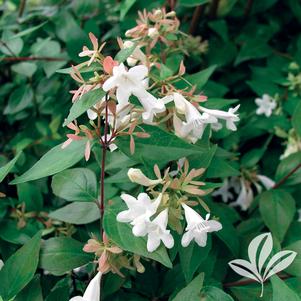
top-left (189, 5), bottom-right (204, 36)
top-left (244, 0), bottom-right (253, 17)
top-left (273, 163), bottom-right (301, 189)
top-left (2, 56), bottom-right (66, 62)
top-left (208, 0), bottom-right (220, 19)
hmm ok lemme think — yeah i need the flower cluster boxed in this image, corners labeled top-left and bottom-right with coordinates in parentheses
top-left (117, 160), bottom-right (222, 252)
top-left (213, 173), bottom-right (275, 210)
top-left (63, 8), bottom-right (240, 159)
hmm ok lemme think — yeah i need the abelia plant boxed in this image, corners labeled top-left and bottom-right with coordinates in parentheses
top-left (1, 1), bottom-right (301, 300)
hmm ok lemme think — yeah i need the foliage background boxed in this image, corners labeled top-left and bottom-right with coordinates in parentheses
top-left (1, 0), bottom-right (301, 300)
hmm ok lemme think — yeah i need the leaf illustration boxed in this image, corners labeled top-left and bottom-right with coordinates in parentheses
top-left (228, 259), bottom-right (262, 283)
top-left (248, 232), bottom-right (272, 274)
top-left (263, 250), bottom-right (297, 281)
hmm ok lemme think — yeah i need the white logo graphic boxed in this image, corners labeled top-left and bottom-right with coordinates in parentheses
top-left (228, 232), bottom-right (297, 297)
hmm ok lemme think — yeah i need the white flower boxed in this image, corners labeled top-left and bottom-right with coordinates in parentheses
top-left (212, 178), bottom-right (235, 203)
top-left (123, 40), bottom-right (146, 66)
top-left (69, 272), bottom-right (102, 301)
top-left (255, 94), bottom-right (276, 117)
top-left (117, 193), bottom-right (161, 236)
top-left (181, 204), bottom-right (222, 247)
top-left (148, 27), bottom-right (159, 38)
top-left (257, 175), bottom-right (275, 190)
top-left (231, 179), bottom-right (254, 211)
top-left (102, 63), bottom-right (165, 122)
top-left (0, 259), bottom-right (3, 270)
top-left (199, 105), bottom-right (240, 131)
top-left (173, 93), bottom-right (216, 143)
top-left (145, 209), bottom-right (174, 252)
top-left (128, 168), bottom-right (163, 186)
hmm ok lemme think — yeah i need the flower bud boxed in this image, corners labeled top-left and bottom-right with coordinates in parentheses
top-left (148, 27), bottom-right (159, 38)
top-left (153, 9), bottom-right (163, 18)
top-left (127, 168), bottom-right (162, 186)
top-left (166, 11), bottom-right (176, 17)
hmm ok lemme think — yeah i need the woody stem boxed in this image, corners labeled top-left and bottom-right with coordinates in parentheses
top-left (99, 93), bottom-right (110, 235)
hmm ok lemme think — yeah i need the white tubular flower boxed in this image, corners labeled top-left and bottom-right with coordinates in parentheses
top-left (146, 209), bottom-right (174, 252)
top-left (117, 193), bottom-right (161, 237)
top-left (135, 89), bottom-right (166, 123)
top-left (69, 272), bottom-right (102, 301)
top-left (199, 105), bottom-right (240, 131)
top-left (181, 204), bottom-right (222, 248)
top-left (173, 93), bottom-right (216, 143)
top-left (128, 168), bottom-right (163, 186)
top-left (255, 94), bottom-right (276, 117)
top-left (123, 40), bottom-right (147, 66)
top-left (212, 178), bottom-right (234, 203)
top-left (257, 175), bottom-right (275, 190)
top-left (231, 179), bottom-right (253, 211)
top-left (102, 63), bottom-right (165, 122)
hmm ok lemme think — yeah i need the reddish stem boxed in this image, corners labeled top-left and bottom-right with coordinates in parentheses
top-left (273, 163), bottom-right (301, 189)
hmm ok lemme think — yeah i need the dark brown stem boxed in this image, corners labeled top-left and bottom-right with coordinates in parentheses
top-left (2, 56), bottom-right (65, 62)
top-left (209, 0), bottom-right (220, 19)
top-left (99, 93), bottom-right (110, 234)
top-left (224, 274), bottom-right (290, 287)
top-left (244, 0), bottom-right (253, 17)
top-left (189, 5), bottom-right (204, 35)
top-left (18, 0), bottom-right (26, 18)
top-left (273, 163), bottom-right (301, 189)
top-left (167, 0), bottom-right (176, 11)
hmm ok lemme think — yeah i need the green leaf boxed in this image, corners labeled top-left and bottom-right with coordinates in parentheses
top-left (179, 239), bottom-right (211, 283)
top-left (200, 286), bottom-right (235, 301)
top-left (259, 190), bottom-right (296, 242)
top-left (10, 140), bottom-right (87, 184)
top-left (17, 182), bottom-right (43, 211)
top-left (49, 202), bottom-right (100, 224)
top-left (271, 275), bottom-right (300, 301)
top-left (0, 152), bottom-right (22, 182)
top-left (114, 43), bottom-right (137, 63)
top-left (51, 168), bottom-right (97, 202)
top-left (117, 125), bottom-right (206, 166)
top-left (292, 102), bottom-right (301, 137)
top-left (63, 89), bottom-right (106, 126)
top-left (15, 275), bottom-right (43, 301)
top-left (284, 241), bottom-right (301, 276)
top-left (172, 273), bottom-right (204, 301)
top-left (40, 237), bottom-right (93, 276)
top-left (120, 0), bottom-right (136, 20)
top-left (104, 201), bottom-right (172, 268)
top-left (178, 0), bottom-right (209, 7)
top-left (185, 65), bottom-right (216, 92)
top-left (0, 231), bottom-right (42, 301)
top-left (235, 39), bottom-right (272, 65)
top-left (11, 62), bottom-right (37, 77)
top-left (275, 152), bottom-right (301, 186)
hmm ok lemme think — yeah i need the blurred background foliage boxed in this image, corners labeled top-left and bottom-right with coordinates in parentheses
top-left (1, 0), bottom-right (301, 300)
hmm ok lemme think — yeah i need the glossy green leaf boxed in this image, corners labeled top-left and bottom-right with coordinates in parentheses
top-left (271, 275), bottom-right (300, 301)
top-left (172, 273), bottom-right (204, 301)
top-left (49, 202), bottom-right (100, 224)
top-left (63, 89), bottom-right (106, 126)
top-left (259, 190), bottom-right (296, 242)
top-left (51, 168), bottom-right (98, 202)
top-left (10, 140), bottom-right (87, 184)
top-left (0, 231), bottom-right (42, 301)
top-left (0, 152), bottom-right (22, 182)
top-left (40, 237), bottom-right (93, 276)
